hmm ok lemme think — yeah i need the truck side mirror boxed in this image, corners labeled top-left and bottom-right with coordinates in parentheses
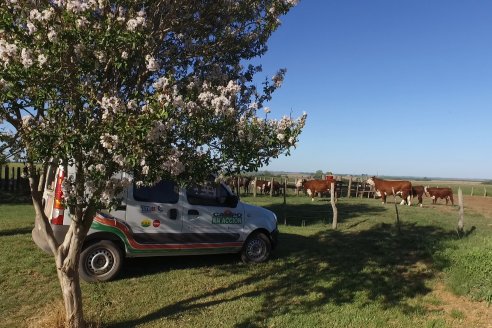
top-left (227, 195), bottom-right (239, 208)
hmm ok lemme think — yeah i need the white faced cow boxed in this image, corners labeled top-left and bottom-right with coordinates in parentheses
top-left (301, 178), bottom-right (337, 201)
top-left (250, 179), bottom-right (269, 194)
top-left (366, 176), bottom-right (412, 206)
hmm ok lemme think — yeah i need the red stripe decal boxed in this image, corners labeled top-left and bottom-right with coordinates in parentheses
top-left (94, 215), bottom-right (243, 250)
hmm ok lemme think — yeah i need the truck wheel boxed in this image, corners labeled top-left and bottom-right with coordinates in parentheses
top-left (79, 240), bottom-right (123, 282)
top-left (241, 232), bottom-right (271, 263)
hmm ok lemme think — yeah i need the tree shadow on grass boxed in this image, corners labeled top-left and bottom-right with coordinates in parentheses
top-left (0, 227), bottom-right (32, 237)
top-left (234, 223), bottom-right (454, 327)
top-left (109, 271), bottom-right (265, 328)
top-left (0, 191), bottom-right (32, 204)
top-left (265, 201), bottom-right (386, 226)
top-left (119, 253), bottom-right (240, 280)
top-left (109, 222), bottom-right (454, 328)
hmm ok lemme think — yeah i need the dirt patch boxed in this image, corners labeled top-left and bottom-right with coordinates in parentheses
top-left (427, 279), bottom-right (492, 328)
top-left (423, 195), bottom-right (492, 220)
top-left (26, 299), bottom-right (102, 328)
top-left (460, 195), bottom-right (492, 220)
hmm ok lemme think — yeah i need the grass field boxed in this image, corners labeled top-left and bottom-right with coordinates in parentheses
top-left (0, 195), bottom-right (491, 328)
top-left (409, 180), bottom-right (492, 198)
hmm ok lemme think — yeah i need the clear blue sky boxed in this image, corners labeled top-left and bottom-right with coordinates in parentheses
top-left (256, 0), bottom-right (492, 179)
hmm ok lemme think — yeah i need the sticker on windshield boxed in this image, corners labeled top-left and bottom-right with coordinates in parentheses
top-left (141, 219), bottom-right (151, 227)
top-left (212, 210), bottom-right (242, 224)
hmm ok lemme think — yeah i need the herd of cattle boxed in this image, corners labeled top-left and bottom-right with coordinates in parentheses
top-left (226, 176), bottom-right (455, 207)
top-left (225, 176), bottom-right (282, 195)
top-left (366, 176), bottom-right (454, 207)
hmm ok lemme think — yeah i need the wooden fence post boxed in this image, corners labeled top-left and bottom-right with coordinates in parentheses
top-left (270, 177), bottom-right (274, 197)
top-left (392, 187), bottom-right (401, 234)
top-left (253, 177), bottom-right (257, 197)
top-left (283, 178), bottom-right (287, 225)
top-left (470, 187), bottom-right (474, 196)
top-left (236, 176), bottom-right (241, 199)
top-left (0, 165), bottom-right (4, 191)
top-left (331, 182), bottom-right (338, 229)
top-left (457, 187), bottom-right (464, 236)
top-left (283, 178), bottom-right (287, 204)
top-left (484, 187), bottom-right (487, 198)
top-left (16, 167), bottom-right (21, 192)
top-left (347, 176), bottom-right (352, 198)
top-left (4, 165), bottom-right (9, 191)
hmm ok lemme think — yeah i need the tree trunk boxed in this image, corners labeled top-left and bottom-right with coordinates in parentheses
top-left (28, 163), bottom-right (93, 328)
top-left (55, 207), bottom-right (94, 328)
top-left (57, 263), bottom-right (85, 328)
top-left (55, 218), bottom-right (90, 328)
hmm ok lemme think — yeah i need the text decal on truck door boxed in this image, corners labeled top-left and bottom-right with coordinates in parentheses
top-left (212, 211), bottom-right (242, 224)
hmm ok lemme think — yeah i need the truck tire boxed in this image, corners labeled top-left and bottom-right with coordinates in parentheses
top-left (241, 232), bottom-right (271, 263)
top-left (79, 240), bottom-right (123, 282)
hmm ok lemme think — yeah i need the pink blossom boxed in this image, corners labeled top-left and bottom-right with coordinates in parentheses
top-left (47, 29), bottom-right (57, 42)
top-left (21, 48), bottom-right (33, 68)
top-left (145, 55), bottom-right (159, 72)
top-left (29, 9), bottom-right (42, 21)
top-left (0, 78), bottom-right (8, 91)
top-left (37, 54), bottom-right (48, 66)
top-left (100, 133), bottom-right (119, 152)
top-left (27, 21), bottom-right (37, 35)
top-left (153, 77), bottom-right (169, 91)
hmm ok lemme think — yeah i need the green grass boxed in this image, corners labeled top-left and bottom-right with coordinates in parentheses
top-left (438, 235), bottom-right (492, 303)
top-left (0, 196), bottom-right (491, 327)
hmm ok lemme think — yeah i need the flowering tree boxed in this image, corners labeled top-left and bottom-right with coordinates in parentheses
top-left (0, 0), bottom-right (305, 327)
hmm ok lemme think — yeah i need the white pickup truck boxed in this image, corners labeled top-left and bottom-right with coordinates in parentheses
top-left (32, 166), bottom-right (278, 282)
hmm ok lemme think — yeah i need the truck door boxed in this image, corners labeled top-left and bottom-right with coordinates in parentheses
top-left (125, 180), bottom-right (182, 244)
top-left (182, 183), bottom-right (244, 243)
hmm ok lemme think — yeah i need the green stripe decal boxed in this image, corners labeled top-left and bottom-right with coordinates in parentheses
top-left (91, 216), bottom-right (243, 255)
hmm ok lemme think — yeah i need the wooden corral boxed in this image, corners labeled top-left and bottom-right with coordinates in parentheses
top-left (235, 175), bottom-right (375, 199)
top-left (0, 164), bottom-right (31, 193)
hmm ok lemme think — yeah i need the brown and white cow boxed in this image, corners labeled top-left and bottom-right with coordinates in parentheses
top-left (295, 178), bottom-right (304, 190)
top-left (366, 176), bottom-right (412, 205)
top-left (225, 176), bottom-right (252, 195)
top-left (301, 179), bottom-right (337, 201)
top-left (264, 180), bottom-right (282, 196)
top-left (295, 178), bottom-right (308, 195)
top-left (424, 186), bottom-right (454, 205)
top-left (238, 176), bottom-right (252, 194)
top-left (250, 179), bottom-right (269, 194)
top-left (411, 185), bottom-right (425, 207)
